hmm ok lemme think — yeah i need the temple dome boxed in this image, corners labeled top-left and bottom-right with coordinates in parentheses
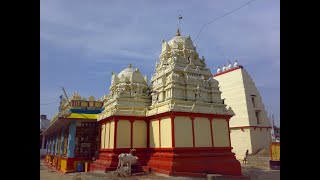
top-left (118, 67), bottom-right (135, 79)
top-left (167, 28), bottom-right (196, 50)
top-left (117, 63), bottom-right (146, 84)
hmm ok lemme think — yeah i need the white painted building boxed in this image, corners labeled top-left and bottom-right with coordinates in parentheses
top-left (213, 62), bottom-right (272, 160)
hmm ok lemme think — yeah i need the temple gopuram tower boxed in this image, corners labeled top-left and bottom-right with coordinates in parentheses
top-left (214, 62), bottom-right (272, 160)
top-left (146, 28), bottom-right (241, 176)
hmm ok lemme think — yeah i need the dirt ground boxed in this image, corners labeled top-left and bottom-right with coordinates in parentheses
top-left (40, 160), bottom-right (279, 180)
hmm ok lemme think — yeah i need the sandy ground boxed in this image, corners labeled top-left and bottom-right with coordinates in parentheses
top-left (40, 160), bottom-right (279, 180)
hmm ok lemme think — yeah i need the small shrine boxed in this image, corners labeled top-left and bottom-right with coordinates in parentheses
top-left (42, 92), bottom-right (104, 173)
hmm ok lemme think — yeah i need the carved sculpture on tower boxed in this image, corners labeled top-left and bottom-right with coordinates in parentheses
top-left (148, 28), bottom-right (228, 115)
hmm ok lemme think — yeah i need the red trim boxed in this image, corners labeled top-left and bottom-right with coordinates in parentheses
top-left (98, 112), bottom-right (232, 125)
top-left (170, 115), bottom-right (175, 148)
top-left (130, 120), bottom-right (134, 148)
top-left (230, 126), bottom-right (272, 129)
top-left (147, 147), bottom-right (233, 151)
top-left (209, 118), bottom-right (214, 147)
top-left (99, 115), bottom-right (146, 124)
top-left (190, 117), bottom-right (195, 147)
top-left (114, 118), bottom-right (118, 149)
top-left (159, 118), bottom-right (161, 148)
top-left (213, 66), bottom-right (241, 77)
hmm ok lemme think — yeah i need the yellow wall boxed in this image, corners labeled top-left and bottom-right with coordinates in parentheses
top-left (109, 121), bottom-right (115, 149)
top-left (194, 117), bottom-right (212, 147)
top-left (89, 102), bottom-right (94, 107)
top-left (104, 122), bottom-right (110, 148)
top-left (81, 101), bottom-right (88, 107)
top-left (101, 124), bottom-right (106, 149)
top-left (149, 120), bottom-right (159, 148)
top-left (95, 102), bottom-right (102, 107)
top-left (67, 113), bottom-right (98, 119)
top-left (133, 121), bottom-right (147, 148)
top-left (116, 120), bottom-right (131, 148)
top-left (160, 117), bottom-right (172, 148)
top-left (60, 159), bottom-right (67, 172)
top-left (212, 119), bottom-right (230, 147)
top-left (174, 116), bottom-right (193, 147)
top-left (271, 143), bottom-right (280, 161)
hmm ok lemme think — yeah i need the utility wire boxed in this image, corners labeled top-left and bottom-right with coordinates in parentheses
top-left (194, 0), bottom-right (258, 42)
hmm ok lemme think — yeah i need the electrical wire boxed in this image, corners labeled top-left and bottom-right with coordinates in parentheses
top-left (194, 0), bottom-right (259, 42)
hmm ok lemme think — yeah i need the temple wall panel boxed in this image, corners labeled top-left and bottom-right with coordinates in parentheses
top-left (149, 119), bottom-right (160, 148)
top-left (109, 121), bottom-right (115, 149)
top-left (160, 117), bottom-right (172, 148)
top-left (116, 120), bottom-right (131, 148)
top-left (133, 120), bottom-right (147, 148)
top-left (212, 119), bottom-right (230, 147)
top-left (104, 122), bottom-right (110, 148)
top-left (174, 116), bottom-right (193, 147)
top-left (194, 117), bottom-right (212, 147)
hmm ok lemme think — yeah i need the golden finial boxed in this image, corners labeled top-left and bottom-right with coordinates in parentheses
top-left (176, 15), bottom-right (182, 36)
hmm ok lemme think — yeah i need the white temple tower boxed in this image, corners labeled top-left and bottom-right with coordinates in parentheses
top-left (213, 64), bottom-right (271, 160)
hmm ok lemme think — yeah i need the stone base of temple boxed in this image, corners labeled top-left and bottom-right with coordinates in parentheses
top-left (147, 147), bottom-right (242, 177)
top-left (90, 148), bottom-right (147, 172)
top-left (91, 147), bottom-right (242, 177)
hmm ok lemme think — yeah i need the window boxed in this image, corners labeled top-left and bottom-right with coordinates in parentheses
top-left (255, 110), bottom-right (260, 124)
top-left (251, 95), bottom-right (256, 108)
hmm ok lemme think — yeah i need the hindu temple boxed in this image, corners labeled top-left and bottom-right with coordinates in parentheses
top-left (42, 28), bottom-right (255, 177)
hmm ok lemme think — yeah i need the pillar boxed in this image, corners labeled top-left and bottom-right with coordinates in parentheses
top-left (41, 134), bottom-right (46, 149)
top-left (51, 136), bottom-right (55, 155)
top-left (46, 137), bottom-right (50, 153)
top-left (55, 133), bottom-right (59, 155)
top-left (67, 121), bottom-right (76, 158)
top-left (60, 128), bottom-right (64, 156)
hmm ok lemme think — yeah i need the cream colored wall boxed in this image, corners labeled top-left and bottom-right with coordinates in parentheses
top-left (250, 128), bottom-right (271, 154)
top-left (214, 69), bottom-right (249, 127)
top-left (116, 120), bottom-right (131, 148)
top-left (174, 116), bottom-right (193, 147)
top-left (214, 68), bottom-right (272, 159)
top-left (104, 122), bottom-right (110, 148)
top-left (241, 69), bottom-right (270, 127)
top-left (230, 128), bottom-right (252, 160)
top-left (160, 117), bottom-right (172, 148)
top-left (212, 119), bottom-right (230, 147)
top-left (101, 124), bottom-right (106, 149)
top-left (109, 121), bottom-right (115, 149)
top-left (149, 119), bottom-right (159, 148)
top-left (133, 121), bottom-right (147, 148)
top-left (194, 117), bottom-right (212, 147)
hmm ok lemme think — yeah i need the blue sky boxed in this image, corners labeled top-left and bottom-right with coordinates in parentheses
top-left (40, 0), bottom-right (280, 126)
